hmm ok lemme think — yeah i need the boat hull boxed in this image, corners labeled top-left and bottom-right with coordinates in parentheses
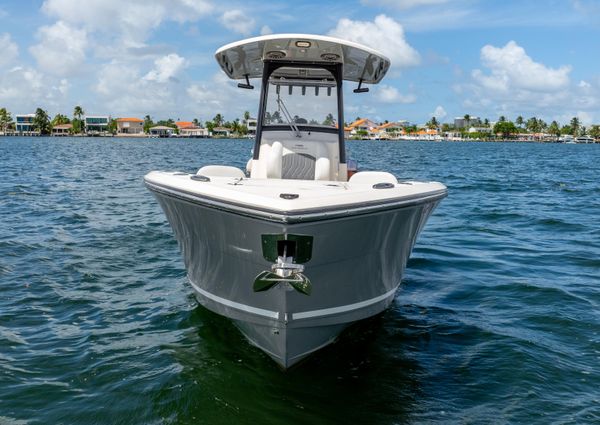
top-left (149, 187), bottom-right (442, 368)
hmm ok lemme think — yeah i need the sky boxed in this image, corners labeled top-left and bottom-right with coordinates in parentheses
top-left (0, 0), bottom-right (599, 125)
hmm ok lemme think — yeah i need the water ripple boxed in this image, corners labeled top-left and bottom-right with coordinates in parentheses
top-left (1, 137), bottom-right (599, 424)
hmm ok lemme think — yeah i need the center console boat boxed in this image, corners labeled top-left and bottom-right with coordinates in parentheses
top-left (145, 34), bottom-right (447, 368)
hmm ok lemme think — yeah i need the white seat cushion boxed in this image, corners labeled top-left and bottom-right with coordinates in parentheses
top-left (348, 171), bottom-right (398, 185)
top-left (197, 165), bottom-right (245, 178)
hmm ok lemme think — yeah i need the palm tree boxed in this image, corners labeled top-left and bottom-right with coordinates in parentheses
top-left (427, 117), bottom-right (438, 130)
top-left (73, 106), bottom-right (84, 120)
top-left (243, 111), bottom-right (251, 122)
top-left (570, 117), bottom-right (580, 136)
top-left (483, 118), bottom-right (490, 127)
top-left (51, 114), bottom-right (70, 126)
top-left (143, 115), bottom-right (153, 134)
top-left (515, 115), bottom-right (524, 128)
top-left (213, 113), bottom-right (224, 127)
top-left (73, 105), bottom-right (84, 134)
top-left (498, 115), bottom-right (506, 122)
top-left (33, 108), bottom-right (51, 135)
top-left (0, 108), bottom-right (12, 133)
top-left (463, 114), bottom-right (471, 128)
top-left (548, 121), bottom-right (560, 140)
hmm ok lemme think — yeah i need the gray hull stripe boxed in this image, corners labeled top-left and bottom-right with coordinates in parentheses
top-left (190, 282), bottom-right (398, 321)
top-left (291, 286), bottom-right (399, 320)
top-left (189, 282), bottom-right (280, 319)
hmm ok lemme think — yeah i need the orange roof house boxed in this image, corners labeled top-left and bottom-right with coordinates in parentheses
top-left (176, 121), bottom-right (195, 129)
top-left (116, 117), bottom-right (144, 134)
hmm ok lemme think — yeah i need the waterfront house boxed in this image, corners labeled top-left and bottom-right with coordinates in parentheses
top-left (454, 116), bottom-right (481, 129)
top-left (245, 117), bottom-right (257, 136)
top-left (345, 118), bottom-right (379, 139)
top-left (149, 125), bottom-right (174, 137)
top-left (212, 127), bottom-right (232, 137)
top-left (374, 121), bottom-right (409, 139)
top-left (175, 121), bottom-right (209, 138)
top-left (116, 117), bottom-right (143, 134)
top-left (85, 116), bottom-right (110, 134)
top-left (52, 123), bottom-right (72, 136)
top-left (180, 127), bottom-right (209, 137)
top-left (175, 121), bottom-right (194, 131)
top-left (15, 114), bottom-right (36, 134)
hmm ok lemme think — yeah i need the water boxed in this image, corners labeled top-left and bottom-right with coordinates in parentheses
top-left (1, 137), bottom-right (599, 424)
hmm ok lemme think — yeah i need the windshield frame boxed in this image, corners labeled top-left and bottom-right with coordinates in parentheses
top-left (253, 60), bottom-right (345, 164)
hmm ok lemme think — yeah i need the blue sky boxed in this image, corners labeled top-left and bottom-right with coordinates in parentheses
top-left (0, 0), bottom-right (599, 126)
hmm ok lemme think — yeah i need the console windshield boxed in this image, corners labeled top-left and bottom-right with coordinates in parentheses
top-left (263, 67), bottom-right (338, 129)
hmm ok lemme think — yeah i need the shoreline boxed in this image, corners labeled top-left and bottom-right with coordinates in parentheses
top-left (1, 134), bottom-right (598, 144)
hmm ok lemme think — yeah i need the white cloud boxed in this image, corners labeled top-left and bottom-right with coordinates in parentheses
top-left (455, 40), bottom-right (600, 123)
top-left (376, 84), bottom-right (416, 103)
top-left (472, 41), bottom-right (571, 92)
top-left (260, 25), bottom-right (273, 36)
top-left (0, 33), bottom-right (18, 68)
top-left (431, 105), bottom-right (447, 119)
top-left (361, 0), bottom-right (449, 9)
top-left (143, 54), bottom-right (187, 83)
top-left (0, 67), bottom-right (43, 102)
top-left (29, 21), bottom-right (87, 76)
top-left (220, 10), bottom-right (255, 35)
top-left (328, 15), bottom-right (420, 68)
top-left (41, 0), bottom-right (212, 45)
top-left (187, 72), bottom-right (259, 119)
top-left (578, 80), bottom-right (591, 88)
top-left (0, 66), bottom-right (71, 114)
top-left (94, 58), bottom-right (192, 116)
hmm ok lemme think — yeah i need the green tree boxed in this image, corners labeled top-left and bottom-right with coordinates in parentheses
top-left (51, 114), bottom-right (70, 126)
top-left (213, 113), bottom-right (224, 127)
top-left (570, 117), bottom-right (580, 136)
top-left (526, 117), bottom-right (540, 133)
top-left (73, 105), bottom-right (84, 120)
top-left (271, 111), bottom-right (282, 123)
top-left (588, 125), bottom-right (600, 140)
top-left (441, 123), bottom-right (452, 132)
top-left (322, 113), bottom-right (335, 126)
top-left (231, 119), bottom-right (240, 134)
top-left (0, 107), bottom-right (13, 133)
top-left (493, 120), bottom-right (517, 139)
top-left (143, 115), bottom-right (153, 133)
top-left (498, 115), bottom-right (506, 122)
top-left (33, 108), bottom-right (51, 135)
top-left (72, 105), bottom-right (85, 134)
top-left (548, 121), bottom-right (561, 138)
top-left (483, 118), bottom-right (490, 127)
top-left (107, 118), bottom-right (117, 134)
top-left (205, 121), bottom-right (215, 132)
top-left (463, 114), bottom-right (471, 128)
top-left (515, 115), bottom-right (524, 128)
top-left (427, 117), bottom-right (439, 129)
top-left (192, 118), bottom-right (200, 127)
top-left (243, 111), bottom-right (251, 122)
top-left (560, 125), bottom-right (572, 135)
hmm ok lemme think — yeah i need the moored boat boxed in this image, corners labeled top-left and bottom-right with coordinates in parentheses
top-left (145, 34), bottom-right (447, 368)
